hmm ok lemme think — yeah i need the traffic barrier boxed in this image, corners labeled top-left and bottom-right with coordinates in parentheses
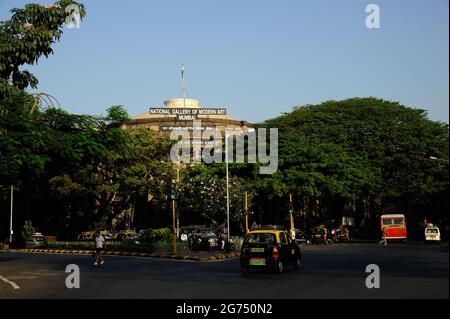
top-left (13, 248), bottom-right (238, 261)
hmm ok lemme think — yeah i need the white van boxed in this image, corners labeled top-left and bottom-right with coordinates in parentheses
top-left (424, 225), bottom-right (441, 243)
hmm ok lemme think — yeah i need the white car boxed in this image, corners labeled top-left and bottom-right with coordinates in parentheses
top-left (424, 225), bottom-right (441, 243)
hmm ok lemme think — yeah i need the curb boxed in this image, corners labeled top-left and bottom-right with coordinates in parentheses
top-left (7, 248), bottom-right (240, 262)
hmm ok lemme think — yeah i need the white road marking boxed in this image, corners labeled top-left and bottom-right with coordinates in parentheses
top-left (0, 275), bottom-right (20, 290)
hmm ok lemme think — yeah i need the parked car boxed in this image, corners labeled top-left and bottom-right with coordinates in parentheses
top-left (77, 231), bottom-right (95, 240)
top-left (77, 230), bottom-right (113, 241)
top-left (32, 232), bottom-right (45, 245)
top-left (294, 229), bottom-right (310, 244)
top-left (240, 228), bottom-right (301, 274)
top-left (186, 227), bottom-right (220, 251)
top-left (179, 225), bottom-right (207, 241)
top-left (114, 230), bottom-right (138, 240)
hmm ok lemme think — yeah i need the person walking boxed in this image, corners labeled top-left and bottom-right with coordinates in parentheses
top-left (94, 231), bottom-right (105, 266)
top-left (379, 227), bottom-right (387, 246)
top-left (220, 232), bottom-right (227, 252)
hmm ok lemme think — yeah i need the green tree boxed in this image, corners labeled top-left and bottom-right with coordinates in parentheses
top-left (49, 125), bottom-right (174, 230)
top-left (21, 220), bottom-right (36, 240)
top-left (177, 164), bottom-right (247, 230)
top-left (255, 98), bottom-right (448, 229)
top-left (106, 105), bottom-right (131, 126)
top-left (0, 1), bottom-right (86, 91)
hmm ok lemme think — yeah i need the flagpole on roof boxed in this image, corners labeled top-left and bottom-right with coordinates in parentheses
top-left (181, 63), bottom-right (186, 107)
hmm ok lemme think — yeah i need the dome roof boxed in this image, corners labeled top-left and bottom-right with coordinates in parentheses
top-left (163, 98), bottom-right (200, 108)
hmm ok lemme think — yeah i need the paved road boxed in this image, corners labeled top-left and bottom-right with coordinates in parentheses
top-left (0, 243), bottom-right (448, 299)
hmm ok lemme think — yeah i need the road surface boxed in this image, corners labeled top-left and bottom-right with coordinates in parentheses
top-left (0, 243), bottom-right (448, 298)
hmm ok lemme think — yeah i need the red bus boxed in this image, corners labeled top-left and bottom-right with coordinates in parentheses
top-left (380, 214), bottom-right (407, 241)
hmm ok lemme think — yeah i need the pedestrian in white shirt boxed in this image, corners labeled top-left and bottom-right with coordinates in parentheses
top-left (94, 231), bottom-right (105, 266)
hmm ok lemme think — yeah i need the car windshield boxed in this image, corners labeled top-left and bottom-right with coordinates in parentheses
top-left (426, 228), bottom-right (439, 234)
top-left (382, 219), bottom-right (393, 225)
top-left (393, 219), bottom-right (403, 225)
top-left (245, 233), bottom-right (276, 245)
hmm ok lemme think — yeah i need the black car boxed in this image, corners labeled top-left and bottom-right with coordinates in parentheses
top-left (240, 230), bottom-right (302, 274)
top-left (294, 229), bottom-right (311, 245)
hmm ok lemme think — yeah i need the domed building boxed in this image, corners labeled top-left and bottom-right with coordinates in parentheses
top-left (122, 97), bottom-right (250, 137)
top-left (121, 66), bottom-right (250, 136)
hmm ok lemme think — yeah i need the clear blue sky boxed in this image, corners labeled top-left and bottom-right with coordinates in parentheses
top-left (1, 0), bottom-right (449, 123)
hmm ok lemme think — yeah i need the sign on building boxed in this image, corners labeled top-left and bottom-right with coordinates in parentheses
top-left (149, 107), bottom-right (226, 121)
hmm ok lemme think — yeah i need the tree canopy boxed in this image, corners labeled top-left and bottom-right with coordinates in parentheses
top-left (249, 98), bottom-right (449, 230)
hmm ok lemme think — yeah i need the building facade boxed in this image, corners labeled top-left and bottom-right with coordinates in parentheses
top-left (121, 97), bottom-right (250, 137)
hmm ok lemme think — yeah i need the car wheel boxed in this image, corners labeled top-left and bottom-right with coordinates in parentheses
top-left (294, 256), bottom-right (301, 270)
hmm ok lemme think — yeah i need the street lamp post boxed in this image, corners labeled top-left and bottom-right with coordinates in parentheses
top-left (245, 191), bottom-right (249, 234)
top-left (9, 185), bottom-right (13, 243)
top-left (171, 179), bottom-right (177, 254)
top-left (289, 193), bottom-right (295, 240)
top-left (176, 168), bottom-right (180, 238)
top-left (225, 132), bottom-right (230, 241)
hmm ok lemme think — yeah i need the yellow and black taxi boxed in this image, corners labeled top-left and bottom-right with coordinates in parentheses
top-left (311, 225), bottom-right (331, 244)
top-left (240, 227), bottom-right (302, 274)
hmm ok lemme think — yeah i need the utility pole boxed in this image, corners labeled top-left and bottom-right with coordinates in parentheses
top-left (289, 193), bottom-right (295, 240)
top-left (172, 198), bottom-right (176, 254)
top-left (9, 185), bottom-right (13, 243)
top-left (170, 180), bottom-right (177, 254)
top-left (245, 191), bottom-right (249, 234)
top-left (225, 132), bottom-right (230, 241)
top-left (176, 168), bottom-right (180, 238)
